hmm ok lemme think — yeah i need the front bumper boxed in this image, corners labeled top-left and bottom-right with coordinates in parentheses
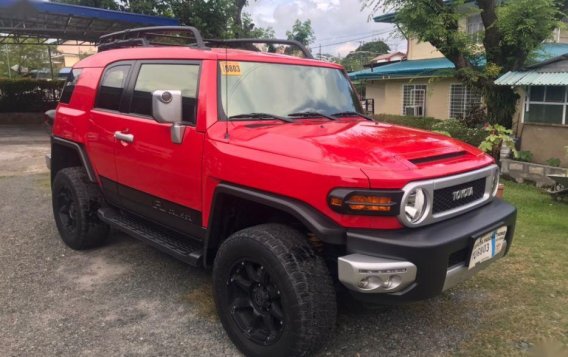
top-left (338, 198), bottom-right (516, 304)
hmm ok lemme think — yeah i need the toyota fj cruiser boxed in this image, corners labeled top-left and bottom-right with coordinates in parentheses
top-left (47, 26), bottom-right (516, 357)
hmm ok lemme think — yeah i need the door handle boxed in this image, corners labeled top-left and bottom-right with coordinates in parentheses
top-left (114, 131), bottom-right (134, 143)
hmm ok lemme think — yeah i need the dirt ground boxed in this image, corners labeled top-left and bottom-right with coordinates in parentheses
top-left (0, 125), bottom-right (504, 356)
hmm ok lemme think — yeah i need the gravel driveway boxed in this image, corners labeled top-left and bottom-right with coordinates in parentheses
top-left (0, 125), bottom-right (489, 356)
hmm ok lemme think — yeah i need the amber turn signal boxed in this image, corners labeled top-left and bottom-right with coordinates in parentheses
top-left (346, 195), bottom-right (393, 212)
top-left (328, 189), bottom-right (403, 216)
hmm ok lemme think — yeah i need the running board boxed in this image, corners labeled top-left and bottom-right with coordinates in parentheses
top-left (98, 207), bottom-right (204, 267)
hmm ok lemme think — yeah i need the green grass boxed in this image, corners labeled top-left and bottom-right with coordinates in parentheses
top-left (457, 180), bottom-right (568, 355)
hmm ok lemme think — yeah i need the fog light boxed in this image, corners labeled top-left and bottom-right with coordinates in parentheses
top-left (384, 275), bottom-right (402, 290)
top-left (358, 276), bottom-right (384, 290)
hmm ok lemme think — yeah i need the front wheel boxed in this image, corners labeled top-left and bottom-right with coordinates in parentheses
top-left (213, 224), bottom-right (336, 357)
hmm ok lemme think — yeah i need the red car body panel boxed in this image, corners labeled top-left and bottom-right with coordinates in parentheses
top-left (52, 46), bottom-right (495, 231)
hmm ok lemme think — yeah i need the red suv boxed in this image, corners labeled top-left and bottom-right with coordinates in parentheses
top-left (48, 27), bottom-right (516, 357)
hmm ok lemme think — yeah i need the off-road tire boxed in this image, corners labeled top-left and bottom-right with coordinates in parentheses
top-left (213, 223), bottom-right (337, 357)
top-left (52, 167), bottom-right (109, 250)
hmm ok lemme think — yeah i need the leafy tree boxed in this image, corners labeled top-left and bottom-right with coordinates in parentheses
top-left (0, 42), bottom-right (58, 78)
top-left (341, 40), bottom-right (390, 72)
top-left (364, 0), bottom-right (564, 127)
top-left (286, 19), bottom-right (316, 47)
top-left (52, 0), bottom-right (118, 10)
top-left (358, 41), bottom-right (390, 54)
top-left (55, 0), bottom-right (271, 40)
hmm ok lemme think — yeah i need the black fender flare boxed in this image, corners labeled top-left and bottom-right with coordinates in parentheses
top-left (51, 136), bottom-right (97, 183)
top-left (204, 183), bottom-right (345, 265)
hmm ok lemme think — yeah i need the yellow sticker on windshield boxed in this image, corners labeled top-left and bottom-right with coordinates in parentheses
top-left (220, 61), bottom-right (242, 76)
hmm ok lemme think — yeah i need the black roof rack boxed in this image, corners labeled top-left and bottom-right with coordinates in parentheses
top-left (96, 26), bottom-right (314, 59)
top-left (98, 26), bottom-right (206, 52)
top-left (205, 38), bottom-right (314, 59)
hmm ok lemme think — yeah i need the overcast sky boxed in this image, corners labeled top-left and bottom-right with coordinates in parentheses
top-left (246, 0), bottom-right (406, 57)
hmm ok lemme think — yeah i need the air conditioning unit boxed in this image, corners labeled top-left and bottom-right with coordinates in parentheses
top-left (404, 106), bottom-right (424, 116)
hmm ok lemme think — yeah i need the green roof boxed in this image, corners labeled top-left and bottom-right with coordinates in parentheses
top-left (373, 0), bottom-right (476, 23)
top-left (495, 71), bottom-right (568, 86)
top-left (496, 52), bottom-right (568, 86)
top-left (348, 43), bottom-right (568, 81)
top-left (348, 58), bottom-right (455, 80)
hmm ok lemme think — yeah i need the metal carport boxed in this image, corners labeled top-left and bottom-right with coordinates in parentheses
top-left (0, 0), bottom-right (179, 45)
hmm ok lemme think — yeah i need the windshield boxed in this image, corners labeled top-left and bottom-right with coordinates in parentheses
top-left (219, 61), bottom-right (362, 119)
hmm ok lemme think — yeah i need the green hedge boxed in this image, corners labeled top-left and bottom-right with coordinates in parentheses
top-left (372, 114), bottom-right (487, 147)
top-left (373, 114), bottom-right (442, 131)
top-left (0, 79), bottom-right (64, 113)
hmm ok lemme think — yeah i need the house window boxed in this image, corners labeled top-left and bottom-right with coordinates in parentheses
top-left (449, 84), bottom-right (482, 119)
top-left (402, 84), bottom-right (427, 117)
top-left (524, 86), bottom-right (566, 125)
top-left (467, 14), bottom-right (484, 44)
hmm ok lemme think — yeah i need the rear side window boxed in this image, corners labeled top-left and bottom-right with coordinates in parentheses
top-left (96, 65), bottom-right (131, 111)
top-left (130, 63), bottom-right (200, 123)
top-left (59, 69), bottom-right (82, 104)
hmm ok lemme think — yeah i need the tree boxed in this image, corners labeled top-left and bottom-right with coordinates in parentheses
top-left (341, 40), bottom-right (390, 72)
top-left (0, 42), bottom-right (58, 78)
top-left (286, 19), bottom-right (315, 47)
top-left (52, 0), bottom-right (118, 10)
top-left (364, 0), bottom-right (564, 127)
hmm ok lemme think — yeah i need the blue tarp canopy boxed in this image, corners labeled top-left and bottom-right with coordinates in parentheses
top-left (0, 0), bottom-right (179, 44)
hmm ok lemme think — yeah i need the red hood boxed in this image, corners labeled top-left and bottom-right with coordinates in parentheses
top-left (222, 119), bottom-right (493, 186)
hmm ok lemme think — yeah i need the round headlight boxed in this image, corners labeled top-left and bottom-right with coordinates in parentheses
top-left (404, 188), bottom-right (428, 224)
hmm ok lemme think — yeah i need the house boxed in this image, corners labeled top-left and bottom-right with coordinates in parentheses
top-left (349, 8), bottom-right (568, 121)
top-left (55, 42), bottom-right (97, 68)
top-left (367, 51), bottom-right (406, 67)
top-left (496, 55), bottom-right (568, 167)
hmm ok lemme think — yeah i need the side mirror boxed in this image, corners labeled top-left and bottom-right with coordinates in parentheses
top-left (152, 90), bottom-right (182, 124)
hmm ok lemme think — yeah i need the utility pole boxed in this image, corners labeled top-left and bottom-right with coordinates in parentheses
top-left (48, 46), bottom-right (54, 80)
top-left (319, 44), bottom-right (321, 60)
top-left (5, 44), bottom-right (11, 79)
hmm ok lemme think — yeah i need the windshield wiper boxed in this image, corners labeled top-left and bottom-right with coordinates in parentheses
top-left (288, 111), bottom-right (337, 121)
top-left (228, 113), bottom-right (294, 123)
top-left (330, 111), bottom-right (374, 121)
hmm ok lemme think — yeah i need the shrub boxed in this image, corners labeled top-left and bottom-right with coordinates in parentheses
top-left (545, 158), bottom-right (561, 167)
top-left (431, 119), bottom-right (487, 146)
top-left (516, 150), bottom-right (533, 163)
top-left (373, 114), bottom-right (441, 131)
top-left (0, 78), bottom-right (64, 112)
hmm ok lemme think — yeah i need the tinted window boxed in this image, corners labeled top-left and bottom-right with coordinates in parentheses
top-left (97, 65), bottom-right (131, 111)
top-left (131, 63), bottom-right (200, 123)
top-left (59, 69), bottom-right (82, 104)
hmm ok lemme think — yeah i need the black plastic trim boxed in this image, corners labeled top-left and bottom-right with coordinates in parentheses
top-left (344, 199), bottom-right (517, 304)
top-left (206, 183), bottom-right (345, 249)
top-left (51, 136), bottom-right (96, 182)
top-left (99, 176), bottom-right (206, 240)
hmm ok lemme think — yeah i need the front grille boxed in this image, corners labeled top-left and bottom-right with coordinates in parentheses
top-left (433, 178), bottom-right (486, 214)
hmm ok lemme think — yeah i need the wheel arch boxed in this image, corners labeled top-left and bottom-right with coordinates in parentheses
top-left (51, 136), bottom-right (96, 184)
top-left (204, 183), bottom-right (345, 267)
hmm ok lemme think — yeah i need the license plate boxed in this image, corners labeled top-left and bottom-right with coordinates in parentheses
top-left (468, 226), bottom-right (507, 270)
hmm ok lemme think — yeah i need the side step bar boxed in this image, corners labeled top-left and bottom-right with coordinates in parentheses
top-left (98, 207), bottom-right (204, 267)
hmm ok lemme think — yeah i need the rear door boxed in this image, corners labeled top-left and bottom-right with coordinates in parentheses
top-left (111, 60), bottom-right (205, 237)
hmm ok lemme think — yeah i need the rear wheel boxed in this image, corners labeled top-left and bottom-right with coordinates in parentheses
top-left (213, 223), bottom-right (336, 357)
top-left (52, 167), bottom-right (109, 250)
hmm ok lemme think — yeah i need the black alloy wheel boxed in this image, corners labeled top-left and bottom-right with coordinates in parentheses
top-left (52, 167), bottom-right (109, 250)
top-left (227, 259), bottom-right (285, 345)
top-left (213, 223), bottom-right (337, 357)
